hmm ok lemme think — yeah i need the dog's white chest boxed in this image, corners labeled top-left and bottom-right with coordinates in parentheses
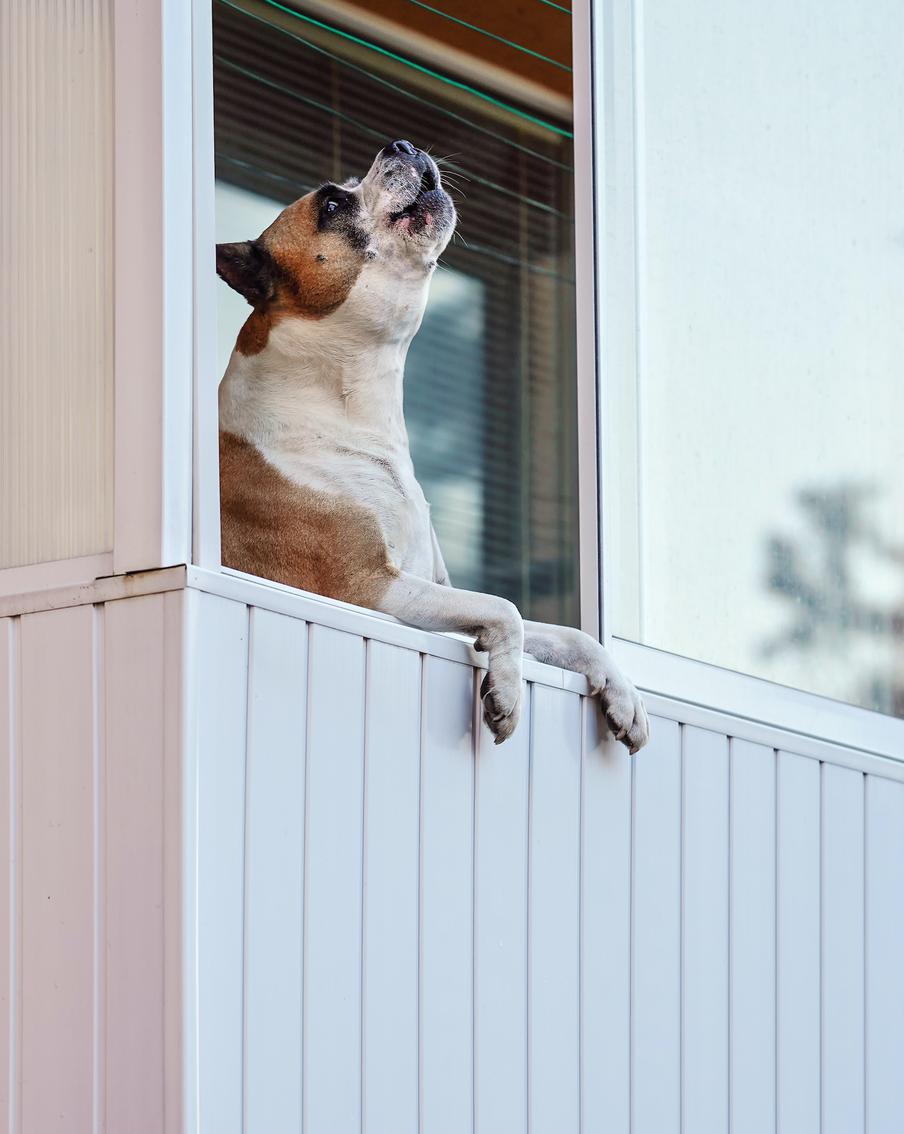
top-left (219, 324), bottom-right (438, 580)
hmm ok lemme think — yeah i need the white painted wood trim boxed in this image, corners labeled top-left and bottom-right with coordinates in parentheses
top-left (113, 0), bottom-right (193, 574)
top-left (615, 636), bottom-right (904, 767)
top-left (572, 0), bottom-right (602, 640)
top-left (595, 0), bottom-right (644, 644)
top-left (0, 555), bottom-right (114, 600)
top-left (591, 0), bottom-right (904, 756)
top-left (0, 568), bottom-right (186, 620)
top-left (191, 0), bottom-right (222, 571)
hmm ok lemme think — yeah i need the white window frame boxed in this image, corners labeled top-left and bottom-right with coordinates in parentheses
top-left (590, 0), bottom-right (904, 759)
top-left (181, 0), bottom-right (904, 760)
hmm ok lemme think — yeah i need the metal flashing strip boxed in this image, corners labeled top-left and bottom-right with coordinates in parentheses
top-left (0, 567), bottom-right (187, 620)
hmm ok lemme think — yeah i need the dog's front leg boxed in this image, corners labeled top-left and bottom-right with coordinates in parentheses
top-left (522, 622), bottom-right (649, 753)
top-left (380, 573), bottom-right (523, 743)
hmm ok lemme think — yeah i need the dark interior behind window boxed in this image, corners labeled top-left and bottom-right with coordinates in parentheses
top-left (213, 0), bottom-right (579, 626)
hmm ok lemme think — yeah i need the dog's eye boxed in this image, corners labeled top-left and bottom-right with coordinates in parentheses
top-left (323, 199), bottom-right (339, 215)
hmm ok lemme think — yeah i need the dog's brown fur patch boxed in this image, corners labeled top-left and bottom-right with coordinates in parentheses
top-left (219, 430), bottom-right (398, 607)
top-left (232, 193), bottom-right (367, 357)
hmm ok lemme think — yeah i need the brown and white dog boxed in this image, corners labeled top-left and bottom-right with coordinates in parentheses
top-left (217, 140), bottom-right (649, 751)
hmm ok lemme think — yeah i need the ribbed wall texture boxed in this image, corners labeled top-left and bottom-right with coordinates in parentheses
top-left (0, 1), bottom-right (113, 569)
top-left (0, 592), bottom-right (185, 1134)
top-left (191, 585), bottom-right (904, 1134)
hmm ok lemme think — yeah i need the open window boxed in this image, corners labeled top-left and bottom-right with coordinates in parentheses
top-left (189, 0), bottom-right (904, 756)
top-left (208, 0), bottom-right (586, 628)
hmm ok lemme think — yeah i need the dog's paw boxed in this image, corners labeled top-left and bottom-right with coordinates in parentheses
top-left (589, 662), bottom-right (650, 754)
top-left (480, 662), bottom-right (522, 744)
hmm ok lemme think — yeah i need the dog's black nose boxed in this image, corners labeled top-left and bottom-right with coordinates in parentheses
top-left (386, 139), bottom-right (418, 157)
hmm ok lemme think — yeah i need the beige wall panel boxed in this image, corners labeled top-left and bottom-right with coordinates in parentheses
top-left (0, 1), bottom-right (113, 569)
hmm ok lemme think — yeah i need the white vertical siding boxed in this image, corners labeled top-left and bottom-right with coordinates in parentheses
top-left (822, 765), bottom-right (866, 1134)
top-left (865, 776), bottom-right (904, 1133)
top-left (529, 686), bottom-right (581, 1134)
top-left (304, 626), bottom-right (366, 1134)
top-left (632, 717), bottom-right (681, 1134)
top-left (185, 586), bottom-right (904, 1134)
top-left (4, 580), bottom-right (904, 1133)
top-left (682, 727), bottom-right (730, 1134)
top-left (362, 642), bottom-right (421, 1134)
top-left (580, 702), bottom-right (631, 1134)
top-left (474, 681), bottom-right (529, 1134)
top-left (0, 590), bottom-right (183, 1134)
top-left (0, 1), bottom-right (113, 569)
top-left (776, 752), bottom-right (821, 1134)
top-left (243, 608), bottom-right (306, 1134)
top-left (730, 739), bottom-right (777, 1134)
top-left (419, 657), bottom-right (475, 1134)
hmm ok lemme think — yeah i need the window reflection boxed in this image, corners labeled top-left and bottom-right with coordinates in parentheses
top-left (612, 0), bottom-right (904, 714)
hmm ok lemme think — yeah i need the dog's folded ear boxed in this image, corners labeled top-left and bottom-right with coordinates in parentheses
top-left (216, 241), bottom-right (277, 307)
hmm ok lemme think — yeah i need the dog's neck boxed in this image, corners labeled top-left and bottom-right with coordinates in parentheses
top-left (219, 310), bottom-right (416, 449)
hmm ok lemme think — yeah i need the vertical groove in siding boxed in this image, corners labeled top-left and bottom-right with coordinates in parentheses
top-left (417, 650), bottom-right (426, 1134)
top-left (360, 641), bottom-right (369, 1134)
top-left (678, 724), bottom-right (685, 1134)
top-left (302, 620), bottom-right (314, 1134)
top-left (525, 681), bottom-right (534, 1134)
top-left (0, 621), bottom-right (17, 1134)
top-left (0, 0), bottom-right (113, 569)
top-left (471, 673), bottom-right (479, 1134)
top-left (91, 603), bottom-right (105, 1134)
top-left (726, 740), bottom-right (732, 1134)
top-left (241, 608), bottom-right (253, 1134)
top-left (862, 773), bottom-right (868, 1134)
top-left (771, 748), bottom-right (780, 1134)
top-left (819, 762), bottom-right (824, 1134)
top-left (577, 699), bottom-right (585, 1134)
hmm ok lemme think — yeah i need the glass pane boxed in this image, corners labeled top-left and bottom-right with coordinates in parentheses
top-left (612, 0), bottom-right (904, 714)
top-left (212, 0), bottom-right (579, 626)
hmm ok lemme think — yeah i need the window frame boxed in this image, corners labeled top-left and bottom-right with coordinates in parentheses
top-left (184, 0), bottom-right (904, 760)
top-left (591, 0), bottom-right (904, 758)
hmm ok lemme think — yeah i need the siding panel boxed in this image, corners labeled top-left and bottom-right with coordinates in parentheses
top-left (195, 594), bottom-right (249, 1134)
top-left (580, 705), bottom-right (631, 1134)
top-left (682, 726), bottom-right (729, 1134)
top-left (821, 764), bottom-right (865, 1134)
top-left (0, 0), bottom-right (113, 568)
top-left (104, 595), bottom-right (169, 1132)
top-left (865, 774), bottom-right (904, 1133)
top-left (474, 682), bottom-right (530, 1134)
top-left (776, 752), bottom-right (820, 1134)
top-left (303, 625), bottom-right (366, 1134)
top-left (362, 642), bottom-right (421, 1134)
top-left (19, 606), bottom-right (97, 1134)
top-left (730, 739), bottom-right (776, 1134)
top-left (419, 656), bottom-right (475, 1134)
top-left (0, 621), bottom-right (14, 1132)
top-left (243, 608), bottom-right (307, 1134)
top-left (4, 582), bottom-right (890, 1134)
top-left (632, 716), bottom-right (681, 1134)
top-left (528, 686), bottom-right (582, 1134)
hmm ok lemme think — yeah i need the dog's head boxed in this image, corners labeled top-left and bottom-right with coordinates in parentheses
top-left (216, 140), bottom-right (455, 353)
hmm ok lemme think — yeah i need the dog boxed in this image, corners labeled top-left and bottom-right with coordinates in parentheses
top-left (216, 140), bottom-right (649, 752)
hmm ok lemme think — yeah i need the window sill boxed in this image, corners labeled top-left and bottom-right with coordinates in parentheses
top-left (189, 565), bottom-right (904, 773)
top-left (611, 635), bottom-right (904, 766)
top-left (187, 565), bottom-right (593, 697)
